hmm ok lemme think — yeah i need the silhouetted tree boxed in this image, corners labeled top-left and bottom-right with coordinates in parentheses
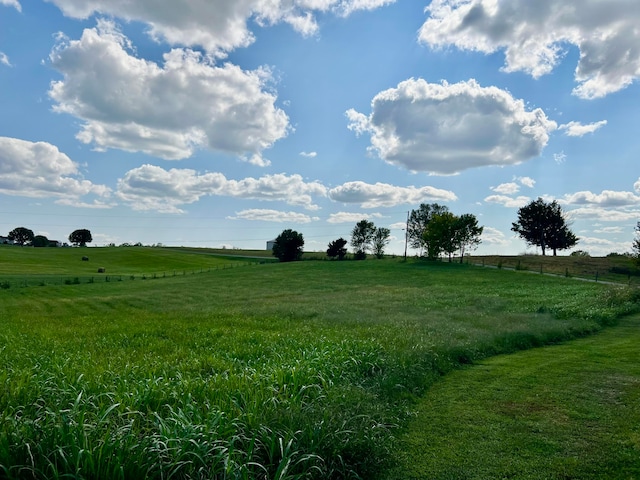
top-left (633, 222), bottom-right (640, 264)
top-left (272, 229), bottom-right (304, 262)
top-left (327, 238), bottom-right (348, 260)
top-left (32, 235), bottom-right (49, 247)
top-left (511, 198), bottom-right (578, 256)
top-left (455, 213), bottom-right (483, 262)
top-left (8, 227), bottom-right (34, 246)
top-left (406, 203), bottom-right (449, 256)
top-left (69, 229), bottom-right (93, 247)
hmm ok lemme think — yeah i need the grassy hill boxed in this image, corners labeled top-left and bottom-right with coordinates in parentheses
top-left (0, 249), bottom-right (639, 478)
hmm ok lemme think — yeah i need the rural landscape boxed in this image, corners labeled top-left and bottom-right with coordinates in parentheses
top-left (1, 228), bottom-right (640, 478)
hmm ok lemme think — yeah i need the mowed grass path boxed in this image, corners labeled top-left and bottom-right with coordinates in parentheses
top-left (0, 253), bottom-right (639, 478)
top-left (385, 314), bottom-right (640, 480)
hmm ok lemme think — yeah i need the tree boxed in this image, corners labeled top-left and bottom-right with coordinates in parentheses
top-left (511, 198), bottom-right (578, 256)
top-left (406, 203), bottom-right (449, 255)
top-left (8, 227), bottom-right (34, 246)
top-left (350, 220), bottom-right (376, 259)
top-left (32, 235), bottom-right (50, 248)
top-left (327, 238), bottom-right (348, 260)
top-left (455, 213), bottom-right (483, 263)
top-left (69, 229), bottom-right (93, 247)
top-left (633, 222), bottom-right (640, 263)
top-left (372, 227), bottom-right (391, 259)
top-left (272, 229), bottom-right (304, 262)
top-left (423, 212), bottom-right (458, 260)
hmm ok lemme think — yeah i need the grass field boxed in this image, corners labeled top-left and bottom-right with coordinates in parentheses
top-left (0, 247), bottom-right (639, 478)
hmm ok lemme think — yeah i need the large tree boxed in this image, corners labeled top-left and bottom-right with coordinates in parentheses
top-left (326, 238), bottom-right (348, 260)
top-left (8, 227), bottom-right (34, 246)
top-left (350, 219), bottom-right (377, 259)
top-left (272, 229), bottom-right (304, 262)
top-left (511, 198), bottom-right (578, 256)
top-left (32, 235), bottom-right (50, 248)
top-left (69, 229), bottom-right (93, 247)
top-left (372, 227), bottom-right (391, 259)
top-left (423, 212), bottom-right (458, 260)
top-left (406, 203), bottom-right (449, 255)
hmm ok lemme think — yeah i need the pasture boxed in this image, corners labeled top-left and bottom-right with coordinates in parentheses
top-left (0, 247), bottom-right (639, 479)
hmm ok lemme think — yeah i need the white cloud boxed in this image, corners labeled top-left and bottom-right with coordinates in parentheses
top-left (561, 190), bottom-right (640, 207)
top-left (559, 120), bottom-right (607, 137)
top-left (481, 226), bottom-right (509, 246)
top-left (300, 151), bottom-right (317, 158)
top-left (634, 178), bottom-right (640, 193)
top-left (553, 152), bottom-right (567, 164)
top-left (327, 211), bottom-right (384, 224)
top-left (568, 207), bottom-right (640, 222)
top-left (0, 137), bottom-right (110, 201)
top-left (491, 182), bottom-right (519, 195)
top-left (593, 226), bottom-right (623, 234)
top-left (328, 180), bottom-right (457, 208)
top-left (116, 165), bottom-right (327, 213)
top-left (484, 195), bottom-right (531, 208)
top-left (229, 209), bottom-right (318, 223)
top-left (0, 52), bottom-right (10, 66)
top-left (1, 0), bottom-right (20, 11)
top-left (517, 176), bottom-right (536, 188)
top-left (49, 21), bottom-right (290, 163)
top-left (47, 0), bottom-right (394, 56)
top-left (347, 78), bottom-right (556, 175)
top-left (420, 0), bottom-right (640, 99)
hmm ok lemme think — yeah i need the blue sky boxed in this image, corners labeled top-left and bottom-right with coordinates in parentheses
top-left (1, 0), bottom-right (639, 255)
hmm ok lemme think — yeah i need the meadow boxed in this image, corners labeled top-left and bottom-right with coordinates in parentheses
top-left (0, 246), bottom-right (639, 479)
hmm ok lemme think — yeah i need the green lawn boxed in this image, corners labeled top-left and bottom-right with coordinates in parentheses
top-left (385, 314), bottom-right (640, 480)
top-left (0, 252), bottom-right (638, 478)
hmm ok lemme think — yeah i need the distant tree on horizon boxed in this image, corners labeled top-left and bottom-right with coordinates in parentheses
top-left (32, 235), bottom-right (50, 247)
top-left (327, 238), bottom-right (348, 260)
top-left (350, 219), bottom-right (376, 260)
top-left (406, 203), bottom-right (449, 256)
top-left (8, 227), bottom-right (34, 246)
top-left (372, 227), bottom-right (391, 259)
top-left (512, 198), bottom-right (578, 256)
top-left (69, 229), bottom-right (93, 247)
top-left (272, 229), bottom-right (304, 262)
top-left (633, 222), bottom-right (640, 264)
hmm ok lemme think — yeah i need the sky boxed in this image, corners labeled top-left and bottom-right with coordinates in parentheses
top-left (0, 0), bottom-right (639, 256)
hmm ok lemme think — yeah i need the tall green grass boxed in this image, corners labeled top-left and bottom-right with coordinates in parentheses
top-left (0, 258), bottom-right (638, 478)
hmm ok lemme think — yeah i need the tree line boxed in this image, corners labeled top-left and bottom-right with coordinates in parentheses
top-left (271, 197), bottom-right (586, 262)
top-left (2, 227), bottom-right (93, 247)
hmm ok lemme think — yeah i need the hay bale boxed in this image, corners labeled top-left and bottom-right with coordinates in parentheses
top-left (97, 267), bottom-right (105, 273)
top-left (82, 256), bottom-right (89, 261)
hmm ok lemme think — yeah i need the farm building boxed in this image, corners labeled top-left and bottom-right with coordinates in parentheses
top-left (266, 239), bottom-right (276, 250)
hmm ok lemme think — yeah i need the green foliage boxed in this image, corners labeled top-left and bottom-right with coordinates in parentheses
top-left (570, 249), bottom-right (591, 257)
top-left (406, 203), bottom-right (449, 254)
top-left (69, 229), bottom-right (92, 247)
top-left (512, 198), bottom-right (578, 256)
top-left (8, 227), bottom-right (34, 246)
top-left (326, 238), bottom-right (348, 260)
top-left (272, 229), bottom-right (304, 262)
top-left (423, 212), bottom-right (483, 261)
top-left (32, 235), bottom-right (49, 247)
top-left (372, 227), bottom-right (391, 259)
top-left (633, 221), bottom-right (640, 264)
top-left (350, 220), bottom-right (376, 259)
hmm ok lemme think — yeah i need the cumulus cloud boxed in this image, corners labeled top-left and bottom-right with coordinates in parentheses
top-left (491, 182), bottom-right (519, 195)
top-left (1, 0), bottom-right (20, 11)
top-left (0, 52), bottom-right (10, 66)
top-left (420, 0), bottom-right (640, 99)
top-left (328, 180), bottom-right (457, 208)
top-left (481, 226), bottom-right (510, 246)
top-left (47, 0), bottom-right (395, 56)
top-left (568, 207), bottom-right (640, 222)
top-left (49, 21), bottom-right (289, 163)
top-left (0, 137), bottom-right (110, 202)
top-left (327, 211), bottom-right (384, 224)
top-left (517, 176), bottom-right (536, 188)
top-left (229, 209), bottom-right (318, 223)
top-left (561, 190), bottom-right (640, 207)
top-left (347, 78), bottom-right (556, 175)
top-left (634, 178), bottom-right (640, 193)
top-left (559, 120), bottom-right (607, 137)
top-left (116, 165), bottom-right (327, 213)
top-left (484, 195), bottom-right (531, 208)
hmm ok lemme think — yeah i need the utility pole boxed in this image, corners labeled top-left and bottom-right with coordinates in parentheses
top-left (404, 210), bottom-right (409, 261)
